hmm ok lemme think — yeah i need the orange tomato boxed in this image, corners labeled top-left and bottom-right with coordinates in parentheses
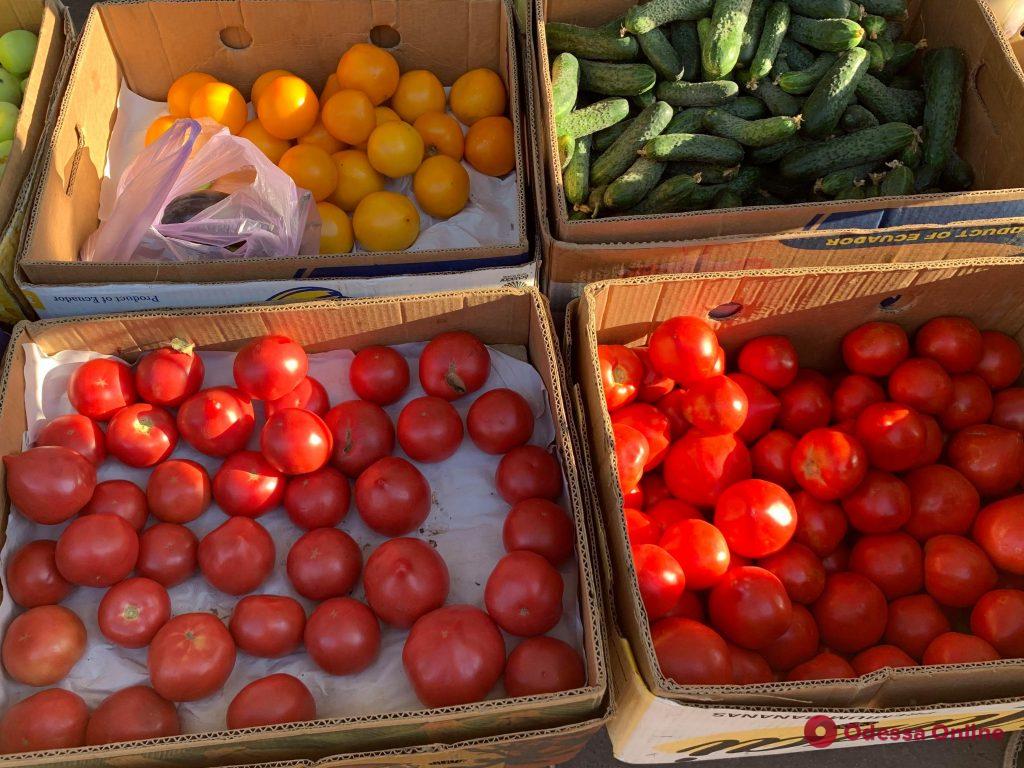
top-left (449, 68), bottom-right (507, 126)
top-left (464, 115), bottom-right (515, 177)
top-left (356, 106), bottom-right (402, 150)
top-left (353, 191), bottom-right (420, 251)
top-left (251, 69), bottom-right (293, 104)
top-left (390, 70), bottom-right (446, 124)
top-left (167, 72), bottom-right (216, 118)
top-left (298, 120), bottom-right (344, 154)
top-left (316, 202), bottom-right (354, 253)
top-left (278, 144), bottom-right (339, 202)
top-left (329, 150), bottom-right (385, 212)
top-left (240, 119), bottom-right (292, 164)
top-left (321, 73), bottom-right (341, 102)
top-left (413, 112), bottom-right (464, 161)
top-left (257, 75), bottom-right (319, 140)
top-left (189, 82), bottom-right (247, 135)
top-left (145, 115), bottom-right (177, 146)
top-left (367, 121), bottom-right (424, 178)
top-left (413, 155), bottom-right (470, 219)
top-left (336, 43), bottom-right (400, 106)
top-left (321, 89), bottom-right (376, 146)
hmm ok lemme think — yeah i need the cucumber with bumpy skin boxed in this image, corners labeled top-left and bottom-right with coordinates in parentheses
top-left (748, 78), bottom-right (803, 116)
top-left (670, 161), bottom-right (741, 183)
top-left (557, 98), bottom-right (631, 138)
top-left (816, 161), bottom-right (877, 195)
top-left (557, 134), bottom-right (574, 170)
top-left (779, 121), bottom-right (916, 179)
top-left (597, 17), bottom-right (626, 34)
top-left (603, 157), bottom-right (667, 209)
top-left (546, 22), bottom-right (639, 62)
top-left (629, 173), bottom-right (701, 214)
top-left (862, 41), bottom-right (885, 74)
top-left (803, 47), bottom-right (869, 137)
top-left (702, 109), bottom-right (803, 146)
top-left (748, 134), bottom-right (809, 163)
top-left (671, 21), bottom-right (703, 81)
top-left (777, 52), bottom-right (838, 94)
top-left (643, 132), bottom-right (746, 164)
top-left (841, 104), bottom-right (879, 130)
top-left (593, 119), bottom-right (631, 152)
top-left (703, 0), bottom-right (755, 80)
top-left (714, 189), bottom-right (744, 208)
top-left (861, 14), bottom-right (886, 38)
top-left (550, 53), bottom-right (580, 121)
top-left (834, 182), bottom-right (867, 199)
top-left (880, 162), bottom-right (914, 195)
top-left (860, 0), bottom-right (906, 17)
top-left (666, 107), bottom-right (710, 133)
top-left (721, 96), bottom-right (768, 118)
top-left (788, 16), bottom-right (865, 51)
top-left (564, 136), bottom-right (592, 206)
top-left (855, 73), bottom-right (919, 123)
top-left (779, 37), bottom-right (816, 69)
top-left (632, 90), bottom-right (658, 109)
top-left (625, 0), bottom-right (715, 35)
top-left (591, 101), bottom-right (675, 187)
top-left (921, 47), bottom-right (966, 176)
top-left (738, 0), bottom-right (771, 66)
top-left (883, 40), bottom-right (921, 77)
top-left (942, 151), bottom-right (974, 191)
top-left (580, 60), bottom-right (658, 96)
top-left (583, 184), bottom-right (609, 217)
top-left (747, 1), bottom-right (789, 84)
top-left (898, 135), bottom-right (922, 168)
top-left (640, 28), bottom-right (686, 81)
top-left (787, 0), bottom-right (858, 19)
top-left (656, 79), bottom-right (740, 106)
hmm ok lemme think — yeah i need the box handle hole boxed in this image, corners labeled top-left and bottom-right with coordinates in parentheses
top-left (220, 26), bottom-right (253, 49)
top-left (370, 25), bottom-right (401, 49)
top-left (708, 302), bottom-right (742, 321)
top-left (879, 294), bottom-right (903, 311)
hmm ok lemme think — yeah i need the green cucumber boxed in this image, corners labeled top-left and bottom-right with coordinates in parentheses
top-left (921, 47), bottom-right (966, 175)
top-left (632, 91), bottom-right (658, 109)
top-left (770, 52), bottom-right (792, 79)
top-left (643, 132), bottom-right (746, 164)
top-left (747, 1), bottom-right (789, 84)
top-left (860, 0), bottom-right (906, 17)
top-left (748, 189), bottom-right (786, 205)
top-left (625, 0), bottom-right (715, 35)
top-left (862, 41), bottom-right (886, 74)
top-left (724, 165), bottom-right (762, 194)
top-left (841, 103), bottom-right (879, 130)
top-left (569, 210), bottom-right (590, 221)
top-left (579, 61), bottom-right (658, 96)
top-left (666, 107), bottom-right (710, 133)
top-left (584, 184), bottom-right (609, 217)
top-left (550, 54), bottom-right (580, 121)
top-left (656, 79), bottom-right (741, 106)
top-left (564, 136), bottom-right (592, 206)
top-left (593, 119), bottom-right (631, 152)
top-left (738, 0), bottom-right (771, 66)
top-left (721, 96), bottom-right (768, 118)
top-left (898, 133), bottom-right (922, 168)
top-left (747, 78), bottom-right (803, 116)
top-left (556, 98), bottom-right (631, 138)
top-left (603, 157), bottom-right (667, 209)
top-left (883, 40), bottom-right (921, 77)
top-left (557, 134), bottom-right (575, 170)
top-left (941, 151), bottom-right (974, 191)
top-left (671, 21), bottom-right (703, 81)
top-left (880, 161), bottom-right (914, 195)
top-left (779, 121), bottom-right (916, 179)
top-left (670, 161), bottom-right (741, 183)
top-left (777, 52), bottom-right (838, 94)
top-left (788, 16), bottom-right (865, 52)
top-left (861, 14), bottom-right (886, 38)
top-left (803, 47), bottom-right (869, 137)
top-left (855, 73), bottom-right (920, 123)
top-left (591, 101), bottom-right (675, 187)
top-left (640, 28), bottom-right (686, 81)
top-left (779, 37), bottom-right (816, 69)
top-left (815, 161), bottom-right (877, 195)
top-left (629, 173), bottom-right (701, 214)
top-left (714, 189), bottom-right (744, 208)
top-left (758, 172), bottom-right (808, 198)
top-left (697, 17), bottom-right (712, 52)
top-left (703, 0), bottom-right (755, 80)
top-left (888, 74), bottom-right (920, 90)
top-left (545, 23), bottom-right (640, 62)
top-left (702, 109), bottom-right (803, 146)
top-left (834, 182), bottom-right (867, 199)
top-left (880, 19), bottom-right (903, 42)
top-left (748, 134), bottom-right (809, 163)
top-left (597, 16), bottom-right (626, 34)
top-left (787, 0), bottom-right (858, 19)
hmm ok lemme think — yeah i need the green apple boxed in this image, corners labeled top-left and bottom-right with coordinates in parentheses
top-left (0, 139), bottom-right (12, 178)
top-left (0, 30), bottom-right (37, 76)
top-left (0, 102), bottom-right (18, 142)
top-left (19, 74), bottom-right (28, 93)
top-left (0, 68), bottom-right (21, 105)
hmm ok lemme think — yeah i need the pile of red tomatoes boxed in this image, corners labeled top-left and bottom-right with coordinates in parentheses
top-left (601, 314), bottom-right (1024, 685)
top-left (0, 331), bottom-right (584, 754)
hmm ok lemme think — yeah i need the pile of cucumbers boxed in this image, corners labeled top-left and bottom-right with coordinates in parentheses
top-left (547, 0), bottom-right (970, 219)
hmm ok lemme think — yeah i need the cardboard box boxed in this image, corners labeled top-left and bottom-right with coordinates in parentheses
top-left (533, 0), bottom-right (1024, 247)
top-left (0, 287), bottom-right (607, 768)
top-left (568, 258), bottom-right (1024, 763)
top-left (17, 0), bottom-right (529, 297)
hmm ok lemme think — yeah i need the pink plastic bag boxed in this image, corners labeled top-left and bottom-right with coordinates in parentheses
top-left (81, 118), bottom-right (319, 263)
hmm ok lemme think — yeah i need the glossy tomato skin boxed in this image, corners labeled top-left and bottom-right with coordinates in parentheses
top-left (354, 456), bottom-right (431, 536)
top-left (946, 424), bottom-right (1024, 497)
top-left (137, 523), bottom-right (198, 588)
top-left (970, 589), bottom-right (1024, 658)
top-left (350, 346), bottom-right (410, 405)
top-left (227, 674), bottom-right (316, 729)
top-left (841, 470), bottom-right (912, 534)
top-left (176, 387), bottom-right (255, 457)
top-left (852, 645), bottom-right (916, 675)
top-left (261, 409), bottom-right (333, 475)
top-left (323, 400), bottom-right (395, 477)
top-left (786, 651), bottom-right (856, 681)
top-left (467, 388), bottom-right (534, 454)
top-left (923, 534), bottom-right (998, 607)
top-left (849, 533), bottom-right (923, 600)
top-left (975, 331), bottom-right (1023, 390)
top-left (832, 375), bottom-right (886, 422)
top-left (974, 495), bottom-right (1024, 574)
top-left (613, 423), bottom-right (648, 494)
top-left (793, 492), bottom-right (847, 557)
top-left (758, 543), bottom-right (826, 605)
top-left (229, 595), bottom-right (306, 658)
top-left (265, 376), bottom-right (330, 417)
top-left (993, 388), bottom-right (1024, 432)
top-left (97, 577), bottom-right (171, 648)
top-left (397, 396), bottom-right (464, 463)
top-left (888, 358), bottom-right (954, 415)
top-left (598, 345), bottom-right (642, 411)
top-left (790, 428), bottom-right (867, 501)
top-left (730, 374), bottom-right (781, 443)
top-left (626, 508), bottom-right (662, 546)
top-left (915, 415), bottom-right (945, 468)
top-left (915, 316), bottom-right (983, 374)
top-left (198, 517), bottom-right (275, 596)
top-left (503, 498), bottom-right (574, 566)
top-left (81, 479), bottom-right (148, 531)
top-left (56, 514), bottom-right (139, 587)
top-left (713, 479), bottom-right (796, 559)
top-left (842, 322), bottom-right (910, 377)
top-left (635, 347), bottom-right (674, 403)
top-left (147, 459), bottom-right (211, 524)
top-left (940, 374), bottom-right (994, 432)
top-left (737, 336), bottom-right (798, 391)
top-left (68, 358), bottom-right (137, 421)
top-left (305, 598), bottom-right (380, 676)
top-left (854, 402), bottom-right (928, 472)
top-left (648, 317), bottom-right (720, 387)
top-left (364, 537), bottom-right (449, 628)
top-left (0, 689), bottom-right (89, 753)
top-left (148, 613), bottom-right (236, 701)
top-left (233, 335), bottom-right (308, 401)
top-left (134, 344), bottom-right (205, 407)
top-left (663, 432), bottom-right (751, 508)
top-left (750, 430), bottom-right (798, 489)
top-left (760, 603), bottom-right (819, 672)
top-left (776, 379), bottom-right (831, 436)
top-left (923, 632), bottom-right (1000, 665)
top-left (284, 466), bottom-right (350, 530)
top-left (904, 465), bottom-right (980, 541)
top-left (5, 540), bottom-right (72, 607)
top-left (213, 451), bottom-right (285, 518)
top-left (505, 637), bottom-right (586, 697)
top-left (106, 403), bottom-right (178, 467)
top-left (723, 644), bottom-right (772, 684)
top-left (419, 332), bottom-right (491, 401)
top-left (641, 473), bottom-right (671, 509)
top-left (1, 605), bottom-right (86, 686)
top-left (651, 618), bottom-right (732, 685)
top-left (884, 594), bottom-right (950, 660)
top-left (660, 519), bottom-right (730, 590)
top-left (667, 591), bottom-right (706, 622)
top-left (35, 414), bottom-right (106, 466)
top-left (612, 403), bottom-right (671, 469)
top-left (680, 376), bottom-right (749, 436)
top-left (485, 551), bottom-right (563, 637)
top-left (708, 566), bottom-right (793, 650)
top-left (286, 528), bottom-right (362, 601)
top-left (813, 572), bottom-right (888, 654)
top-left (86, 686), bottom-right (180, 745)
top-left (822, 544), bottom-right (850, 575)
top-left (632, 544), bottom-right (686, 620)
top-left (495, 446), bottom-right (563, 504)
top-left (4, 446), bottom-right (96, 525)
top-left (647, 499), bottom-right (701, 529)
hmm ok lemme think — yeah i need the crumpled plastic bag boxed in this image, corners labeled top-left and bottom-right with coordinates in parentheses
top-left (81, 118), bottom-right (319, 263)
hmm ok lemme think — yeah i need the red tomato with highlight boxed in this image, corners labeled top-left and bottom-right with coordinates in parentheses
top-left (680, 375), bottom-right (749, 436)
top-left (842, 321), bottom-right (909, 377)
top-left (813, 572), bottom-right (888, 654)
top-left (776, 379), bottom-right (831, 435)
top-left (842, 470), bottom-right (911, 534)
top-left (904, 464), bottom-right (980, 541)
top-left (261, 408), bottom-right (333, 475)
top-left (134, 342), bottom-right (205, 407)
top-left (975, 331), bottom-right (1023, 390)
top-left (496, 445), bottom-right (563, 504)
top-left (729, 644), bottom-right (775, 683)
top-left (915, 316), bottom-right (983, 374)
top-left (137, 523), bottom-right (198, 588)
top-left (790, 428), bottom-right (867, 501)
top-left (626, 508), bottom-right (662, 546)
top-left (364, 537), bottom-right (449, 628)
top-left (176, 387), bottom-right (255, 457)
top-left (147, 459), bottom-right (211, 524)
top-left (973, 494), bottom-right (1024, 574)
top-left (924, 534), bottom-right (997, 607)
top-left (923, 632), bottom-right (1000, 665)
top-left (759, 543), bottom-right (825, 604)
top-left (106, 403), bottom-right (178, 467)
top-left (731, 373), bottom-right (781, 443)
top-left (56, 514), bottom-right (138, 587)
top-left (624, 485), bottom-right (643, 510)
top-left (852, 645), bottom-right (916, 675)
top-left (504, 637), bottom-right (586, 697)
top-left (85, 685), bottom-right (180, 745)
top-left (598, 345), bottom-right (642, 411)
top-left (286, 527), bottom-right (362, 601)
top-left (323, 400), bottom-right (395, 477)
top-left (227, 673), bottom-right (316, 729)
top-left (419, 331), bottom-right (491, 401)
top-left (35, 414), bottom-right (106, 466)
top-left (198, 517), bottom-right (275, 595)
top-left (760, 603), bottom-right (819, 672)
top-left (651, 618), bottom-right (732, 685)
top-left (233, 335), bottom-right (308, 401)
top-left (655, 389), bottom-right (689, 439)
top-left (485, 551), bottom-right (563, 636)
top-left (751, 430), bottom-right (798, 489)
top-left (832, 374), bottom-right (886, 422)
top-left (4, 446), bottom-right (96, 525)
top-left (305, 598), bottom-right (380, 675)
top-left (884, 594), bottom-right (950, 660)
top-left (713, 479), bottom-right (796, 559)
top-left (213, 450), bottom-right (285, 517)
top-left (467, 388), bottom-right (534, 454)
top-left (855, 401), bottom-right (928, 472)
top-left (229, 595), bottom-right (306, 658)
top-left (1, 605), bottom-right (86, 686)
top-left (350, 345), bottom-right (410, 405)
top-left (970, 589), bottom-right (1024, 658)
top-left (888, 358), bottom-right (954, 415)
top-left (793, 492), bottom-right (847, 557)
top-left (709, 566), bottom-right (792, 650)
top-left (940, 374), bottom-right (993, 431)
top-left (613, 403), bottom-right (671, 468)
top-left (284, 466), bottom-right (350, 529)
top-left (503, 498), bottom-right (575, 566)
top-left (663, 431), bottom-right (751, 508)
top-left (849, 533), bottom-right (923, 600)
top-left (5, 540), bottom-right (72, 608)
top-left (646, 498), bottom-right (701, 529)
top-left (993, 388), bottom-right (1024, 432)
top-left (786, 651), bottom-right (855, 681)
top-left (397, 396), bottom-right (464, 462)
top-left (354, 456), bottom-right (431, 536)
top-left (68, 358), bottom-right (136, 421)
top-left (632, 544), bottom-right (685, 620)
top-left (635, 347), bottom-right (674, 403)
top-left (947, 424), bottom-right (1024, 497)
top-left (613, 423), bottom-right (648, 494)
top-left (0, 689), bottom-right (89, 753)
top-left (98, 577), bottom-right (171, 648)
top-left (648, 316), bottom-right (721, 387)
top-left (148, 613), bottom-right (236, 701)
top-left (660, 519), bottom-right (730, 590)
top-left (737, 336), bottom-right (798, 391)
top-left (81, 479), bottom-right (148, 531)
top-left (265, 376), bottom-right (330, 417)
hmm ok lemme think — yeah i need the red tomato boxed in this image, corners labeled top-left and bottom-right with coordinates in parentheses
top-left (323, 400), bottom-right (395, 477)
top-left (640, 473), bottom-right (671, 509)
top-left (261, 408), bottom-right (333, 475)
top-left (176, 387), bottom-right (255, 457)
top-left (947, 424), bottom-right (1024, 497)
top-left (632, 544), bottom-right (686, 620)
top-left (147, 613), bottom-right (236, 701)
top-left (656, 388), bottom-right (689, 439)
top-left (229, 594), bottom-right (306, 658)
top-left (884, 594), bottom-right (950, 660)
top-left (265, 376), bottom-right (330, 417)
top-left (993, 388), bottom-right (1024, 432)
top-left (1, 605), bottom-right (85, 686)
top-left (786, 650), bottom-right (855, 681)
top-left (940, 374), bottom-right (994, 432)
top-left (888, 358), bottom-right (954, 415)
top-left (758, 543), bottom-right (825, 604)
top-left (286, 527), bottom-right (361, 601)
top-left (233, 335), bottom-right (308, 401)
top-left (284, 466), bottom-right (350, 529)
top-left (651, 618), bottom-right (732, 684)
top-left (613, 423), bottom-right (649, 494)
top-left (635, 347), bottom-right (674, 403)
top-left (503, 498), bottom-right (574, 566)
top-left (923, 632), bottom-right (1000, 665)
top-left (106, 403), bottom-right (178, 467)
top-left (626, 508), bottom-right (662, 546)
top-left (970, 589), bottom-right (1024, 658)
top-left (198, 517), bottom-right (275, 595)
top-left (80, 479), bottom-right (147, 532)
top-left (841, 470), bottom-right (911, 534)
top-left (713, 479), bottom-right (796, 559)
top-left (666, 591), bottom-right (706, 622)
top-left (86, 685), bottom-right (180, 745)
top-left (355, 456), bottom-right (431, 536)
top-left (663, 432), bottom-right (751, 508)
top-left (727, 644), bottom-right (774, 683)
top-left (624, 485), bottom-right (644, 511)
top-left (849, 533), bottom-right (923, 600)
top-left (776, 379), bottom-right (831, 436)
top-left (613, 403), bottom-right (672, 468)
top-left (397, 396), bottom-right (464, 462)
top-left (915, 414), bottom-right (945, 468)
top-left (904, 464), bottom-right (980, 541)
top-left (146, 459), bottom-right (211, 524)
top-left (4, 446), bottom-right (96, 525)
top-left (660, 519), bottom-right (730, 589)
top-left (364, 537), bottom-right (449, 628)
top-left (495, 445), bottom-right (563, 504)
top-left (852, 645), bottom-right (916, 675)
top-left (975, 331), bottom-right (1023, 390)
top-left (793, 492), bottom-right (847, 557)
top-left (974, 494), bottom-right (1024, 574)
top-left (213, 450), bottom-right (285, 518)
top-left (730, 373), bottom-right (781, 443)
top-left (813, 572), bottom-right (887, 654)
top-left (598, 344), bottom-right (643, 411)
top-left (790, 428), bottom-right (867, 501)
top-left (737, 336), bottom-right (798, 391)
top-left (842, 321), bottom-right (910, 377)
top-left (0, 689), bottom-right (89, 753)
top-left (227, 673), bottom-right (316, 729)
top-left (419, 332), bottom-right (492, 401)
top-left (505, 636), bottom-right (586, 696)
top-left (708, 566), bottom-right (793, 650)
top-left (680, 376), bottom-right (749, 436)
top-left (5, 540), bottom-right (72, 608)
top-left (821, 544), bottom-right (850, 575)
top-left (137, 523), bottom-right (198, 588)
top-left (485, 551), bottom-right (563, 636)
top-left (68, 358), bottom-right (136, 421)
top-left (916, 316), bottom-right (983, 374)
top-left (98, 577), bottom-right (171, 648)
top-left (760, 603), bottom-right (819, 672)
top-left (832, 374), bottom-right (886, 422)
top-left (854, 401), bottom-right (928, 472)
top-left (134, 342), bottom-right (205, 407)
top-left (305, 598), bottom-right (380, 675)
top-left (646, 498), bottom-right (701, 529)
top-left (750, 430), bottom-right (798, 489)
top-left (350, 345), bottom-right (410, 405)
top-left (924, 534), bottom-right (997, 607)
top-left (35, 414), bottom-right (106, 466)
top-left (649, 316), bottom-right (721, 387)
top-left (56, 514), bottom-right (138, 587)
top-left (403, 605), bottom-right (505, 706)
top-left (467, 388), bottom-right (534, 454)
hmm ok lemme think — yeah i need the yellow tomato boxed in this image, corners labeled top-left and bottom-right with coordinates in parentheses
top-left (167, 72), bottom-right (216, 118)
top-left (298, 119), bottom-right (344, 154)
top-left (278, 144), bottom-right (339, 202)
top-left (329, 149), bottom-right (385, 212)
top-left (144, 115), bottom-right (177, 146)
top-left (251, 69), bottom-right (293, 105)
top-left (257, 75), bottom-right (319, 140)
top-left (449, 68), bottom-right (507, 126)
top-left (413, 154), bottom-right (469, 219)
top-left (353, 191), bottom-right (420, 251)
top-left (413, 111), bottom-right (465, 161)
top-left (321, 89), bottom-right (376, 146)
top-left (316, 202), bottom-right (354, 253)
top-left (189, 82), bottom-right (247, 134)
top-left (367, 121), bottom-right (424, 178)
top-left (464, 115), bottom-right (515, 177)
top-left (239, 119), bottom-right (292, 164)
top-left (321, 73), bottom-right (342, 102)
top-left (390, 70), bottom-right (446, 123)
top-left (356, 106), bottom-right (402, 150)
top-left (336, 43), bottom-right (400, 106)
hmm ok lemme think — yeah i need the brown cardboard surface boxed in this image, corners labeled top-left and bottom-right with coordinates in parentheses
top-left (0, 288), bottom-right (607, 768)
top-left (18, 0), bottom-right (528, 286)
